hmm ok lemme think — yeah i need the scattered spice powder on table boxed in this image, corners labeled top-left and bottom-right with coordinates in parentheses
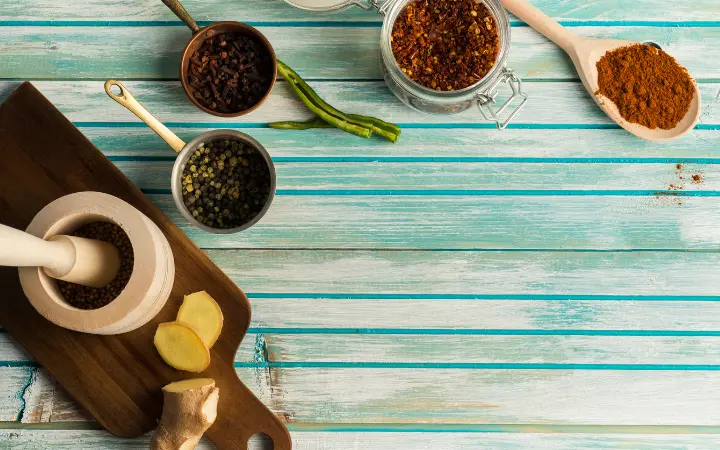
top-left (391, 0), bottom-right (500, 91)
top-left (57, 222), bottom-right (134, 310)
top-left (595, 44), bottom-right (694, 130)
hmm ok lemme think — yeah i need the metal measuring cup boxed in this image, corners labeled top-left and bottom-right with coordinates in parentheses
top-left (161, 0), bottom-right (278, 117)
top-left (104, 80), bottom-right (276, 234)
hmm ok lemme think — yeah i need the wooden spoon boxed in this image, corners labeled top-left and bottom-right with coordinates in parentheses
top-left (500, 0), bottom-right (701, 141)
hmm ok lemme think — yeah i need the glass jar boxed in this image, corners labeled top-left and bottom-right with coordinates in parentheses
top-left (284, 0), bottom-right (528, 128)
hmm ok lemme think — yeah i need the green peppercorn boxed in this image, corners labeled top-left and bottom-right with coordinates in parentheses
top-left (180, 140), bottom-right (272, 229)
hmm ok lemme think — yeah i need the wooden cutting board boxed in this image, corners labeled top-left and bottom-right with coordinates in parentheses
top-left (0, 82), bottom-right (292, 450)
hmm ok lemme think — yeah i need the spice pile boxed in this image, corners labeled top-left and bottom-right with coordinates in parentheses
top-left (596, 44), bottom-right (694, 130)
top-left (391, 0), bottom-right (500, 91)
top-left (182, 139), bottom-right (272, 229)
top-left (187, 33), bottom-right (273, 114)
top-left (57, 222), bottom-right (133, 310)
top-left (669, 163), bottom-right (704, 191)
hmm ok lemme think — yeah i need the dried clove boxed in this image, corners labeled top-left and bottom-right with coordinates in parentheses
top-left (187, 32), bottom-right (273, 114)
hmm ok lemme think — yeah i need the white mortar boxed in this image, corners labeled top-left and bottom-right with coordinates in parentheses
top-left (19, 192), bottom-right (175, 335)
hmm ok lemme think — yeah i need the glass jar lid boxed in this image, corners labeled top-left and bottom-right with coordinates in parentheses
top-left (283, 0), bottom-right (396, 13)
top-left (283, 0), bottom-right (362, 12)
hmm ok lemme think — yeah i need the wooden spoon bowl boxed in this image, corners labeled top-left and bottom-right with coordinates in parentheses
top-left (501, 0), bottom-right (701, 141)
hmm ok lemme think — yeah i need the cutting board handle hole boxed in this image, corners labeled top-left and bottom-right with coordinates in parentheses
top-left (108, 83), bottom-right (123, 96)
top-left (248, 432), bottom-right (274, 450)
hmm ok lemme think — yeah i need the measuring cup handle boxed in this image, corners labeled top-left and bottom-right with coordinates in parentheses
top-left (104, 80), bottom-right (186, 153)
top-left (160, 0), bottom-right (201, 34)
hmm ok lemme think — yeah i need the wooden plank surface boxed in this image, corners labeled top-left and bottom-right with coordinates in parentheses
top-left (80, 127), bottom-right (720, 159)
top-left (1, 80), bottom-right (719, 125)
top-left (6, 365), bottom-right (720, 425)
top-left (4, 428), bottom-right (720, 450)
top-left (139, 195), bottom-right (720, 250)
top-left (0, 26), bottom-right (716, 80)
top-left (1, 0), bottom-right (718, 22)
top-left (203, 249), bottom-right (720, 295)
top-left (114, 160), bottom-right (720, 191)
top-left (7, 332), bottom-right (720, 366)
top-left (1, 0), bottom-right (720, 446)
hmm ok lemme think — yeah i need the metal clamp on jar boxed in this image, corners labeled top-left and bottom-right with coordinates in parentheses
top-left (283, 0), bottom-right (527, 129)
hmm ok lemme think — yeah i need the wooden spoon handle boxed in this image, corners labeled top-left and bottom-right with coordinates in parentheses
top-left (104, 80), bottom-right (186, 153)
top-left (500, 0), bottom-right (579, 52)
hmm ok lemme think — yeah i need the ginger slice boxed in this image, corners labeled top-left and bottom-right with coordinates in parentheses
top-left (154, 322), bottom-right (210, 373)
top-left (176, 291), bottom-right (224, 348)
top-left (150, 378), bottom-right (219, 450)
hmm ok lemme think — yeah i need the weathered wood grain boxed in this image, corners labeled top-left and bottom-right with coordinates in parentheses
top-left (201, 249), bottom-right (720, 295)
top-left (6, 332), bottom-right (720, 366)
top-left (0, 26), bottom-right (715, 80)
top-left (1, 0), bottom-right (719, 445)
top-left (11, 298), bottom-right (720, 333)
top-left (1, 81), bottom-right (717, 126)
top-left (259, 334), bottom-right (720, 364)
top-left (4, 428), bottom-right (720, 450)
top-left (137, 195), bottom-right (720, 250)
top-left (82, 127), bottom-right (720, 159)
top-left (0, 367), bottom-right (33, 421)
top-left (226, 368), bottom-right (720, 425)
top-left (115, 160), bottom-right (720, 191)
top-left (247, 298), bottom-right (720, 331)
top-left (6, 366), bottom-right (720, 425)
top-left (1, 0), bottom-right (718, 21)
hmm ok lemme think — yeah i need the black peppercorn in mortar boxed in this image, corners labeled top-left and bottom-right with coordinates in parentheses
top-left (182, 139), bottom-right (272, 229)
top-left (57, 222), bottom-right (134, 310)
top-left (391, 0), bottom-right (500, 91)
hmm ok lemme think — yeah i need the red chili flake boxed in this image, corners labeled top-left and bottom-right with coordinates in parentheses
top-left (391, 0), bottom-right (500, 91)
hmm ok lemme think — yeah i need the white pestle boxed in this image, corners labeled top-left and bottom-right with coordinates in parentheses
top-left (0, 223), bottom-right (121, 288)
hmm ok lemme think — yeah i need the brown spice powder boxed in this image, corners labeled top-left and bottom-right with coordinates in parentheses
top-left (595, 44), bottom-right (694, 130)
top-left (391, 0), bottom-right (500, 91)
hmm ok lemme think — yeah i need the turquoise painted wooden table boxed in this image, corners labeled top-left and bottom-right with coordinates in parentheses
top-left (1, 0), bottom-right (719, 448)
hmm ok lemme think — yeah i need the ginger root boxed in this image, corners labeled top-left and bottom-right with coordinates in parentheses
top-left (154, 322), bottom-right (210, 373)
top-left (150, 378), bottom-right (219, 450)
top-left (176, 291), bottom-right (224, 348)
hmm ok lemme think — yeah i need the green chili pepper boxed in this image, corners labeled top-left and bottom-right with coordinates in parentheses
top-left (269, 117), bottom-right (332, 130)
top-left (277, 62), bottom-right (372, 139)
top-left (278, 60), bottom-right (400, 142)
top-left (277, 60), bottom-right (401, 142)
top-left (347, 114), bottom-right (402, 139)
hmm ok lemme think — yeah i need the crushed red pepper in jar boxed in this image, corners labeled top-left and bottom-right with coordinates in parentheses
top-left (391, 0), bottom-right (500, 91)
